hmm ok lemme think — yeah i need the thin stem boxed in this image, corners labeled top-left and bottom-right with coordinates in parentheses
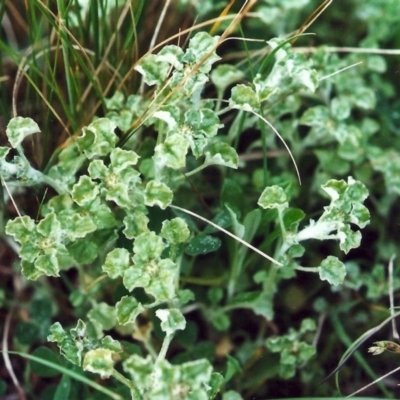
top-left (294, 265), bottom-right (319, 273)
top-left (156, 334), bottom-right (173, 364)
top-left (112, 369), bottom-right (141, 397)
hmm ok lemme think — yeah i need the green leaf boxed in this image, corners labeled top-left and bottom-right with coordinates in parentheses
top-left (36, 212), bottom-right (61, 237)
top-left (319, 256), bottom-right (346, 286)
top-left (161, 217), bottom-right (190, 244)
top-left (123, 258), bottom-right (178, 302)
top-left (88, 156), bottom-right (142, 209)
top-left (156, 308), bottom-right (186, 335)
top-left (338, 224), bottom-right (361, 253)
top-left (331, 96), bottom-right (351, 120)
top-left (144, 180), bottom-right (173, 209)
top-left (123, 211), bottom-right (150, 239)
top-left (116, 296), bottom-right (145, 325)
top-left (101, 336), bottom-right (122, 353)
top-left (208, 372), bottom-right (224, 399)
top-left (64, 213), bottom-right (97, 239)
top-left (133, 231), bottom-right (165, 262)
top-left (258, 185), bottom-right (288, 210)
top-left (47, 321), bottom-right (85, 366)
top-left (134, 54), bottom-right (170, 86)
top-left (6, 216), bottom-right (36, 244)
top-left (157, 45), bottom-right (184, 70)
top-left (185, 234), bottom-right (221, 256)
top-left (76, 118), bottom-right (118, 159)
top-left (122, 354), bottom-right (153, 384)
top-left (109, 147), bottom-right (140, 172)
top-left (352, 86), bottom-right (376, 110)
top-left (266, 320), bottom-right (316, 379)
top-left (204, 142), bottom-right (239, 169)
top-left (15, 322), bottom-right (40, 345)
top-left (6, 116), bottom-right (40, 148)
top-left (300, 105), bottom-right (330, 126)
top-left (283, 208), bottom-right (305, 231)
top-left (104, 90), bottom-right (125, 110)
top-left (54, 374), bottom-right (71, 400)
top-left (154, 134), bottom-right (189, 169)
top-left (30, 346), bottom-right (61, 377)
top-left (300, 318), bottom-right (317, 333)
top-left (229, 84), bottom-right (259, 111)
top-left (224, 355), bottom-right (242, 383)
top-left (83, 348), bottom-right (115, 378)
top-left (211, 310), bottom-right (230, 331)
top-left (71, 176), bottom-right (99, 206)
top-left (184, 108), bottom-right (221, 139)
top-left (369, 148), bottom-right (400, 195)
top-left (229, 291), bottom-right (274, 320)
top-left (67, 240), bottom-right (98, 264)
top-left (185, 31), bottom-right (221, 73)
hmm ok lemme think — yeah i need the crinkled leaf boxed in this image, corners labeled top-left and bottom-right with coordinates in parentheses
top-left (133, 231), bottom-right (165, 262)
top-left (144, 180), bottom-right (173, 209)
top-left (134, 54), bottom-right (170, 86)
top-left (6, 117), bottom-right (40, 148)
top-left (123, 211), bottom-right (150, 239)
top-left (161, 217), bottom-right (190, 244)
top-left (185, 31), bottom-right (221, 73)
top-left (184, 108), bottom-right (221, 138)
top-left (319, 256), bottom-right (346, 286)
top-left (156, 308), bottom-right (186, 335)
top-left (123, 354), bottom-right (153, 386)
top-left (34, 252), bottom-right (60, 277)
top-left (71, 176), bottom-right (99, 206)
top-left (104, 90), bottom-right (125, 110)
top-left (229, 84), bottom-right (259, 111)
top-left (123, 258), bottom-right (178, 301)
top-left (6, 215), bottom-right (36, 243)
top-left (76, 118), bottom-right (118, 159)
top-left (101, 336), bottom-right (122, 353)
top-left (157, 45), bottom-right (184, 69)
top-left (83, 348), bottom-right (114, 378)
top-left (338, 224), bottom-right (361, 253)
top-left (103, 248), bottom-right (131, 279)
top-left (258, 185), bottom-right (288, 210)
top-left (64, 213), bottom-right (97, 239)
top-left (109, 147), bottom-right (139, 173)
top-left (47, 321), bottom-right (86, 366)
top-left (204, 142), bottom-right (239, 169)
top-left (116, 296), bottom-right (145, 325)
top-left (154, 134), bottom-right (189, 169)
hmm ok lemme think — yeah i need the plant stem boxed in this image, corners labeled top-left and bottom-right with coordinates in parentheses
top-left (156, 334), bottom-right (173, 364)
top-left (112, 369), bottom-right (141, 398)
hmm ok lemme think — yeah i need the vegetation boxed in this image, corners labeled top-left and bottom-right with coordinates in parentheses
top-left (1, 0), bottom-right (400, 398)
